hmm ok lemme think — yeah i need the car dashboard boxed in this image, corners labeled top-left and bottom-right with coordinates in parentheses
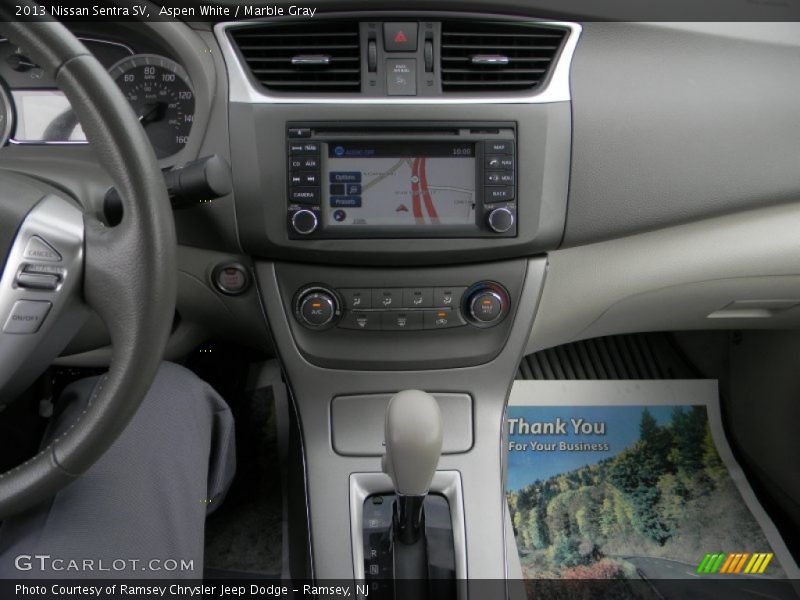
top-left (1, 5), bottom-right (800, 582)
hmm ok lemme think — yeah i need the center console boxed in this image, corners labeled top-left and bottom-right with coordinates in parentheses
top-left (257, 258), bottom-right (547, 585)
top-left (216, 10), bottom-right (579, 590)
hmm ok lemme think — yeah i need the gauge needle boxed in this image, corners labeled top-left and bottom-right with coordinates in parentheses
top-left (136, 102), bottom-right (167, 127)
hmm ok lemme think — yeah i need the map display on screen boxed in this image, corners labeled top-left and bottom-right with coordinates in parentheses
top-left (323, 141), bottom-right (476, 228)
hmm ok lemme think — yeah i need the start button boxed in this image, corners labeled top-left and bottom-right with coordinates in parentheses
top-left (213, 263), bottom-right (250, 295)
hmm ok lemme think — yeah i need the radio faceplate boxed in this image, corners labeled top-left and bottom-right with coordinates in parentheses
top-left (286, 122), bottom-right (517, 239)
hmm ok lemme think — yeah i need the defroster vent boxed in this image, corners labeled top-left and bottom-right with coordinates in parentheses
top-left (441, 21), bottom-right (567, 92)
top-left (230, 22), bottom-right (361, 93)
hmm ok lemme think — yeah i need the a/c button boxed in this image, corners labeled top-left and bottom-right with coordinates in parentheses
top-left (3, 300), bottom-right (52, 334)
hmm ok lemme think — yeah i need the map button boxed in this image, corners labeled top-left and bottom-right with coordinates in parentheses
top-left (485, 141), bottom-right (514, 155)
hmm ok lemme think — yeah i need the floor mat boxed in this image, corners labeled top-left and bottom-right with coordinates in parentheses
top-left (203, 384), bottom-right (283, 576)
top-left (517, 333), bottom-right (697, 381)
top-left (506, 379), bottom-right (799, 599)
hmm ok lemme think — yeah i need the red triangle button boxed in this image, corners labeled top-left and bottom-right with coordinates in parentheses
top-left (394, 30), bottom-right (408, 43)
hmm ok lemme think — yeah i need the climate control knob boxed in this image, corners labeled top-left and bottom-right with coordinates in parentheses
top-left (291, 209), bottom-right (318, 235)
top-left (487, 207), bottom-right (514, 233)
top-left (470, 291), bottom-right (503, 323)
top-left (464, 282), bottom-right (510, 327)
top-left (296, 287), bottom-right (339, 329)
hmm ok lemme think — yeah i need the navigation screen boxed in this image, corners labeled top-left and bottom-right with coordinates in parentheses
top-left (323, 141), bottom-right (477, 228)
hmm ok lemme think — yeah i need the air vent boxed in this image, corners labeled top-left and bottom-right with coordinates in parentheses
top-left (441, 21), bottom-right (567, 92)
top-left (230, 22), bottom-right (361, 93)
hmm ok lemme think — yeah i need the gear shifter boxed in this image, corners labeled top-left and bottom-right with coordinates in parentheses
top-left (382, 390), bottom-right (443, 545)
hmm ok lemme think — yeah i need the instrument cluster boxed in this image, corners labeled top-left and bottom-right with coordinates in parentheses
top-left (0, 36), bottom-right (195, 160)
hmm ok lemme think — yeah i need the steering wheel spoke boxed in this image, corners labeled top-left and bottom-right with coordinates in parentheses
top-left (0, 176), bottom-right (88, 402)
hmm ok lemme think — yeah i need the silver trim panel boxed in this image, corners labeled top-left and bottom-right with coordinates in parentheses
top-left (214, 16), bottom-right (581, 105)
top-left (0, 195), bottom-right (87, 400)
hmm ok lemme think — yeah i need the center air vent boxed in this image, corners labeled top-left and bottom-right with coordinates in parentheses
top-left (230, 22), bottom-right (361, 93)
top-left (441, 21), bottom-right (567, 92)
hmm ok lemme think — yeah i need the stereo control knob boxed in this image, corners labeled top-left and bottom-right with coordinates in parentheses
top-left (487, 207), bottom-right (514, 233)
top-left (292, 209), bottom-right (318, 235)
top-left (463, 282), bottom-right (510, 327)
top-left (297, 288), bottom-right (338, 329)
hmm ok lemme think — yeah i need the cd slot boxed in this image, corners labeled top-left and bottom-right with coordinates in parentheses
top-left (311, 127), bottom-right (461, 137)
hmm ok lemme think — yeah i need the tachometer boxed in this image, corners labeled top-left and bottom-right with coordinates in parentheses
top-left (109, 54), bottom-right (194, 159)
top-left (0, 80), bottom-right (13, 147)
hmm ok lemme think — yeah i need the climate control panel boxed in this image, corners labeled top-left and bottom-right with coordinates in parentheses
top-left (274, 259), bottom-right (529, 370)
top-left (293, 281), bottom-right (509, 332)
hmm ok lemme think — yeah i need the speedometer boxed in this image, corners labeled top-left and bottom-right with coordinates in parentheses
top-left (109, 54), bottom-right (194, 159)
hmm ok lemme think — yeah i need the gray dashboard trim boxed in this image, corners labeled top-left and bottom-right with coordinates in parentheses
top-left (530, 202), bottom-right (800, 355)
top-left (563, 21), bottom-right (800, 246)
top-left (213, 15), bottom-right (581, 105)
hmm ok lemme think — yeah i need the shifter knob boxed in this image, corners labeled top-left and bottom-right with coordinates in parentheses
top-left (382, 390), bottom-right (443, 496)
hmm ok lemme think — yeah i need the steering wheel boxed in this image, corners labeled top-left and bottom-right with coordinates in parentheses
top-left (0, 6), bottom-right (176, 517)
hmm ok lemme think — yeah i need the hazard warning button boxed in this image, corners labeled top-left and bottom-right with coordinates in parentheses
top-left (384, 22), bottom-right (418, 52)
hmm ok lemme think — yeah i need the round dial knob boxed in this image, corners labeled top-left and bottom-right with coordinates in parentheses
top-left (463, 282), bottom-right (510, 327)
top-left (487, 207), bottom-right (514, 233)
top-left (292, 209), bottom-right (318, 235)
top-left (469, 291), bottom-right (504, 324)
top-left (297, 289), bottom-right (338, 329)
